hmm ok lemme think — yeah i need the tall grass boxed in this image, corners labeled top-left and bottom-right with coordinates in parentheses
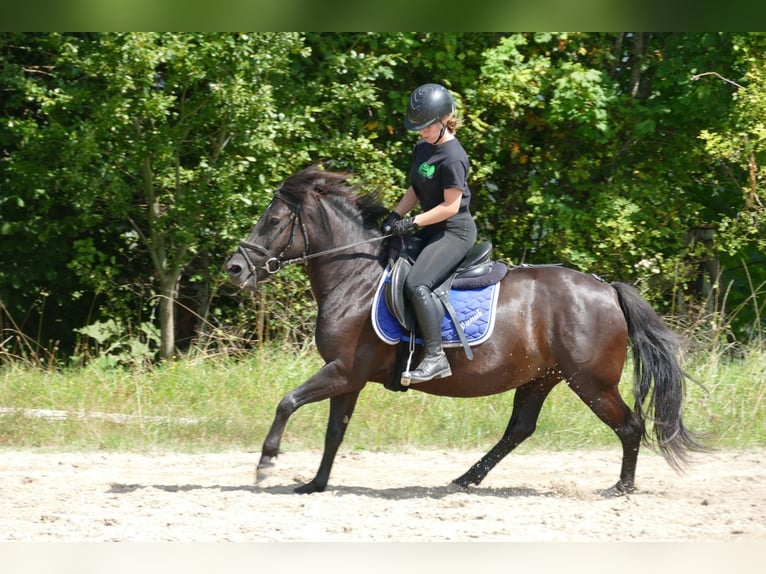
top-left (1, 343), bottom-right (763, 453)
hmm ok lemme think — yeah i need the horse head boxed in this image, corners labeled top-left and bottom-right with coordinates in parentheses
top-left (226, 165), bottom-right (385, 291)
top-left (226, 187), bottom-right (312, 291)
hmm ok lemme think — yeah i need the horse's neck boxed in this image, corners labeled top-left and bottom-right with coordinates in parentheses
top-left (306, 202), bottom-right (383, 313)
top-left (306, 243), bottom-right (382, 309)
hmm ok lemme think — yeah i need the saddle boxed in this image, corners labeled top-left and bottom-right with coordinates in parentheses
top-left (383, 239), bottom-right (506, 362)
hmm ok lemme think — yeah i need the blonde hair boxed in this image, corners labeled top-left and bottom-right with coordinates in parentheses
top-left (445, 113), bottom-right (462, 133)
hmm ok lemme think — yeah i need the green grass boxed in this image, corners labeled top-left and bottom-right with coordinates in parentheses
top-left (1, 345), bottom-right (764, 454)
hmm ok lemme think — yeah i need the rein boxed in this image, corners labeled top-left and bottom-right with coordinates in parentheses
top-left (237, 192), bottom-right (391, 277)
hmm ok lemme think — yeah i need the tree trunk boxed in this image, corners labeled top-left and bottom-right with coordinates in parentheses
top-left (158, 271), bottom-right (180, 359)
top-left (137, 153), bottom-right (186, 360)
top-left (630, 33), bottom-right (646, 99)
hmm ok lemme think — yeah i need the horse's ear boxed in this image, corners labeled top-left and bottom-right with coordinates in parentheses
top-left (312, 178), bottom-right (327, 197)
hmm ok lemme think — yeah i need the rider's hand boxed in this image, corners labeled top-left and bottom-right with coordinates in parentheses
top-left (390, 216), bottom-right (418, 237)
top-left (381, 211), bottom-right (402, 235)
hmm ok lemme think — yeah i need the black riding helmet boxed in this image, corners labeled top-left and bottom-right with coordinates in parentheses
top-left (404, 83), bottom-right (456, 131)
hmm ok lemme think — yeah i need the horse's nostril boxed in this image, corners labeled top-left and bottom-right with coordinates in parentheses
top-left (228, 264), bottom-right (242, 276)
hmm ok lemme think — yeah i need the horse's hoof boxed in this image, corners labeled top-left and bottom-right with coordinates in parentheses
top-left (600, 482), bottom-right (634, 498)
top-left (255, 459), bottom-right (275, 484)
top-left (293, 480), bottom-right (325, 494)
top-left (451, 476), bottom-right (473, 490)
top-left (446, 481), bottom-right (468, 493)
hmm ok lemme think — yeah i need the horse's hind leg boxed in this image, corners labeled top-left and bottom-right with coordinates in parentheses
top-left (568, 376), bottom-right (645, 495)
top-left (453, 375), bottom-right (559, 489)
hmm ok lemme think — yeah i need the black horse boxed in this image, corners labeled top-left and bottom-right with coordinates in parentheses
top-left (226, 166), bottom-right (705, 495)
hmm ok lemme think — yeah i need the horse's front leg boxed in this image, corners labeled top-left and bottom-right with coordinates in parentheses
top-left (293, 391), bottom-right (360, 494)
top-left (255, 361), bottom-right (360, 491)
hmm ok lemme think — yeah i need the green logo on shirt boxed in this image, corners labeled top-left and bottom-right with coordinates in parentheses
top-left (418, 162), bottom-right (436, 179)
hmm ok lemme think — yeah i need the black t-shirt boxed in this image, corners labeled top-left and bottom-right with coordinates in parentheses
top-left (409, 138), bottom-right (471, 212)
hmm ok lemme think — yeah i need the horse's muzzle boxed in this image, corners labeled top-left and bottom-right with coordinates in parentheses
top-left (226, 253), bottom-right (258, 291)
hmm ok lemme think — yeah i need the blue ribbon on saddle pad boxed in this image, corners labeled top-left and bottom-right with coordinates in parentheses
top-left (371, 266), bottom-right (501, 347)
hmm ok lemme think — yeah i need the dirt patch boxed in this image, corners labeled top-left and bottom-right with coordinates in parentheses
top-left (1, 447), bottom-right (763, 541)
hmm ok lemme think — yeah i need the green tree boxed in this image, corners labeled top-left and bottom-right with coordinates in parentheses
top-left (465, 33), bottom-right (743, 302)
top-left (1, 33), bottom-right (97, 358)
top-left (696, 34), bottom-right (766, 339)
top-left (2, 32), bottom-right (307, 358)
top-left (2, 33), bottom-right (764, 363)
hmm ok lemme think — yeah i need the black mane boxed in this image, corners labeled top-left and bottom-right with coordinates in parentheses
top-left (278, 165), bottom-right (390, 229)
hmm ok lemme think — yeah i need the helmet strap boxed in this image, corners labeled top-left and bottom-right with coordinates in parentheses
top-left (433, 121), bottom-right (448, 145)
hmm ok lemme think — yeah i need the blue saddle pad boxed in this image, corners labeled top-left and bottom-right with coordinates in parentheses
top-left (371, 266), bottom-right (501, 347)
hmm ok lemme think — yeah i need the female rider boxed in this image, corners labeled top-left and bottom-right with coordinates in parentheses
top-left (382, 83), bottom-right (477, 383)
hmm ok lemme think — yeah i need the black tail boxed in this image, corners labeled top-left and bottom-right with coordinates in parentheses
top-left (612, 282), bottom-right (707, 470)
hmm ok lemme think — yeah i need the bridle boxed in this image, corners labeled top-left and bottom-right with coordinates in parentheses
top-left (236, 191), bottom-right (390, 279)
top-left (236, 191), bottom-right (309, 277)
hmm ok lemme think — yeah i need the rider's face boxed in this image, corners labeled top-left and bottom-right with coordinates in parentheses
top-left (418, 120), bottom-right (447, 145)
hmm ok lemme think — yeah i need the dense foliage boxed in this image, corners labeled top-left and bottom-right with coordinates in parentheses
top-left (1, 32), bottom-right (764, 363)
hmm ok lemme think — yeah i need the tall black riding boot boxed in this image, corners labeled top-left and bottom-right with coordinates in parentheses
top-left (402, 285), bottom-right (451, 384)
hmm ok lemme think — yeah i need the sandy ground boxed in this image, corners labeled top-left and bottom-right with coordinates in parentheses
top-left (0, 447), bottom-right (763, 542)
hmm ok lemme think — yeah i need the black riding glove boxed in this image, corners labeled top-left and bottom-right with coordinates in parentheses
top-left (381, 211), bottom-right (402, 235)
top-left (390, 216), bottom-right (419, 237)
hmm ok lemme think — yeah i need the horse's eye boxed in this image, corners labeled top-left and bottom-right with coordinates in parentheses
top-left (268, 217), bottom-right (280, 226)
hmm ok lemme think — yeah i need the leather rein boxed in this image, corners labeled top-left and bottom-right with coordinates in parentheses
top-left (237, 191), bottom-right (390, 278)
